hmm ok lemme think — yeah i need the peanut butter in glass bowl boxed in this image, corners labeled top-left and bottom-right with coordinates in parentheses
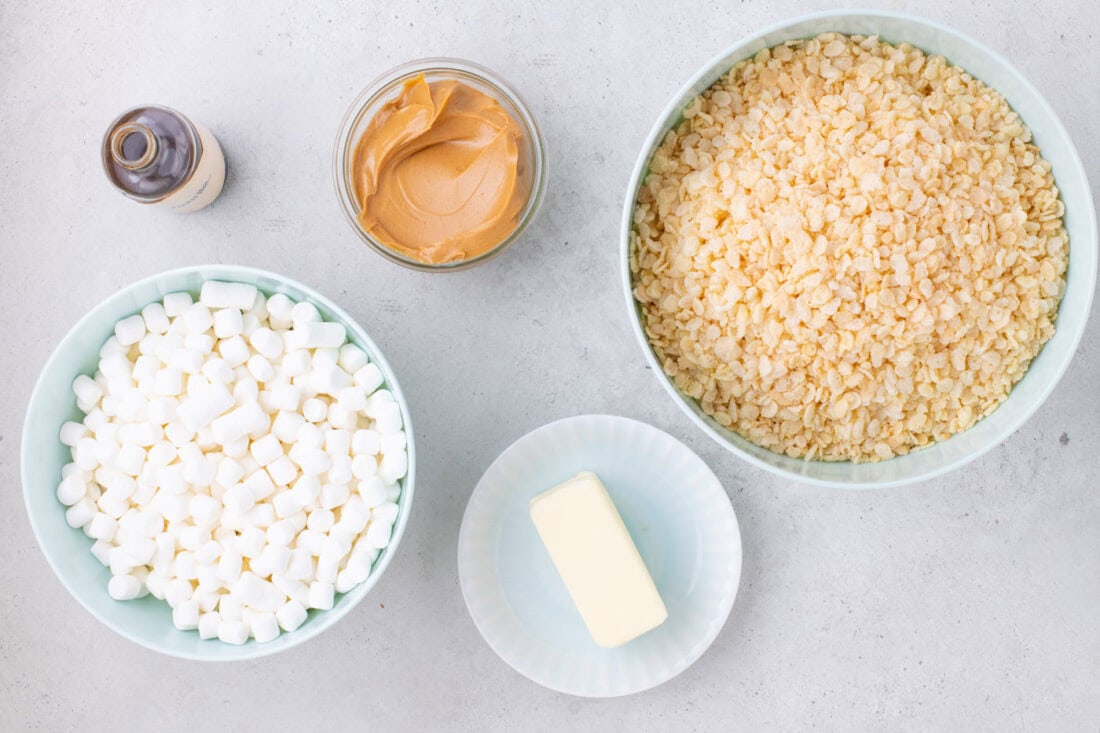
top-left (334, 59), bottom-right (546, 271)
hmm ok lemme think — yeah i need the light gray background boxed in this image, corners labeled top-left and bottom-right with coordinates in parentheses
top-left (1, 0), bottom-right (1097, 729)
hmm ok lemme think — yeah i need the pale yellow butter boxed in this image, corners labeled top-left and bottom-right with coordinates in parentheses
top-left (529, 471), bottom-right (668, 648)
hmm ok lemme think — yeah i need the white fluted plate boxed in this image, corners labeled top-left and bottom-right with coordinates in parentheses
top-left (458, 414), bottom-right (741, 697)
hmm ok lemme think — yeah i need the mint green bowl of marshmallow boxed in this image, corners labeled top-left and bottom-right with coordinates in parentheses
top-left (21, 264), bottom-right (415, 660)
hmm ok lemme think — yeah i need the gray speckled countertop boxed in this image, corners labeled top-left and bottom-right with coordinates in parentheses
top-left (2, 0), bottom-right (1097, 729)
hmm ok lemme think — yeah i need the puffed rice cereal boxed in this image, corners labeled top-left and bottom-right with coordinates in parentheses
top-left (630, 33), bottom-right (1068, 461)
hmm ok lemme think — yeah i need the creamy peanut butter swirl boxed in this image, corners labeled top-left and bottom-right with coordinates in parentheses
top-left (352, 74), bottom-right (531, 264)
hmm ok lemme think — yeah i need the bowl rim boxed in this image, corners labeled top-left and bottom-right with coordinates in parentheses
top-left (619, 8), bottom-right (1098, 489)
top-left (332, 56), bottom-right (549, 272)
top-left (21, 264), bottom-right (417, 660)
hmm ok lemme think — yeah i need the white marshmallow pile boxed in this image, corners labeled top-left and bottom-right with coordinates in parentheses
top-left (57, 281), bottom-right (407, 645)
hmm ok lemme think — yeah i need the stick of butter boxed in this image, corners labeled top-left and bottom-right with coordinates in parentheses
top-left (529, 471), bottom-right (668, 648)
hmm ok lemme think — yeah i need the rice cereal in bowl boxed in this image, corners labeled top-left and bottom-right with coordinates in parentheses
top-left (625, 12), bottom-right (1096, 486)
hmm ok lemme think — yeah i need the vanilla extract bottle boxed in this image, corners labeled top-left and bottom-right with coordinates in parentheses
top-left (101, 105), bottom-right (226, 212)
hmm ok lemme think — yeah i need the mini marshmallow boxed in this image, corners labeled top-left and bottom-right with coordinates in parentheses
top-left (270, 383), bottom-right (301, 412)
top-left (276, 600), bottom-right (308, 632)
top-left (266, 293), bottom-right (294, 326)
top-left (223, 484), bottom-right (256, 515)
top-left (178, 382), bottom-right (234, 431)
top-left (372, 502), bottom-right (400, 526)
top-left (379, 450), bottom-right (408, 484)
top-left (290, 321), bottom-right (346, 350)
top-left (335, 387), bottom-right (367, 413)
top-left (307, 581), bottom-right (335, 610)
top-left (218, 593), bottom-right (244, 621)
top-left (251, 612), bottom-right (280, 643)
top-left (267, 519), bottom-right (297, 547)
top-left (201, 357), bottom-right (235, 385)
top-left (290, 475), bottom-right (321, 506)
top-left (114, 314), bottom-right (147, 346)
top-left (162, 291), bottom-right (193, 317)
top-left (272, 410), bottom-right (306, 444)
top-left (217, 335), bottom-right (251, 368)
top-left (256, 544), bottom-right (291, 576)
top-left (379, 432), bottom-right (407, 454)
top-left (164, 577), bottom-right (194, 607)
top-left (357, 477), bottom-right (386, 508)
top-left (291, 446), bottom-right (331, 477)
top-left (338, 344), bottom-right (369, 373)
top-left (247, 354), bottom-right (276, 384)
top-left (314, 554), bottom-right (339, 584)
top-left (164, 420), bottom-right (195, 447)
top-left (181, 302), bottom-right (214, 336)
top-left (214, 457), bottom-right (245, 489)
top-left (250, 433), bottom-right (283, 467)
top-left (195, 539), bottom-right (223, 566)
top-left (285, 549), bottom-right (315, 580)
top-left (266, 455), bottom-right (299, 487)
top-left (198, 612), bottom-right (221, 639)
top-left (56, 474), bottom-right (88, 506)
top-left (247, 291), bottom-right (268, 320)
top-left (320, 483), bottom-right (351, 510)
top-left (189, 493), bottom-right (222, 526)
top-left (373, 401), bottom-right (403, 434)
top-left (222, 435), bottom-right (249, 458)
top-left (179, 525), bottom-right (212, 551)
top-left (304, 364), bottom-right (352, 397)
top-left (213, 308), bottom-right (244, 339)
top-left (195, 590), bottom-right (220, 613)
top-left (249, 328), bottom-right (284, 360)
top-left (238, 526), bottom-right (267, 558)
top-left (241, 313), bottom-right (261, 338)
top-left (114, 443), bottom-right (146, 477)
top-left (295, 529), bottom-right (325, 556)
top-left (90, 539), bottom-right (112, 566)
top-left (326, 402), bottom-right (356, 430)
top-left (327, 454), bottom-right (353, 485)
top-left (363, 520), bottom-right (392, 550)
top-left (244, 469), bottom-right (276, 501)
top-left (200, 281), bottom-right (258, 311)
top-left (118, 421), bottom-right (160, 447)
top-left (170, 598), bottom-right (201, 629)
top-left (281, 348), bottom-right (311, 377)
top-left (353, 364), bottom-right (384, 394)
top-left (291, 301), bottom-right (321, 324)
top-left (73, 374), bottom-right (104, 407)
top-left (174, 551), bottom-right (199, 580)
top-left (335, 570), bottom-right (357, 594)
top-left (108, 574), bottom-right (143, 601)
top-left (86, 513), bottom-right (118, 541)
top-left (141, 301), bottom-right (170, 334)
top-left (216, 549), bottom-right (243, 583)
top-left (272, 573), bottom-right (310, 607)
top-left (245, 503), bottom-right (276, 529)
top-left (351, 454), bottom-right (377, 480)
top-left (272, 489), bottom-right (305, 519)
top-left (301, 397), bottom-right (327, 423)
top-left (296, 422), bottom-right (325, 449)
top-left (97, 491), bottom-right (131, 519)
top-left (99, 352), bottom-right (131, 380)
top-left (232, 377), bottom-right (260, 405)
top-left (351, 429), bottom-right (381, 456)
top-left (217, 618), bottom-right (249, 645)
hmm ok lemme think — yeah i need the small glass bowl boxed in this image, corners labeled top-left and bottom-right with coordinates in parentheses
top-left (333, 58), bottom-right (547, 272)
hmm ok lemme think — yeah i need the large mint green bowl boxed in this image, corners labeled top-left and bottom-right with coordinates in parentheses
top-left (621, 10), bottom-right (1097, 489)
top-left (21, 265), bottom-right (416, 660)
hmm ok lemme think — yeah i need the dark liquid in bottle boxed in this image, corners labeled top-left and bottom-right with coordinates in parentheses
top-left (103, 107), bottom-right (199, 200)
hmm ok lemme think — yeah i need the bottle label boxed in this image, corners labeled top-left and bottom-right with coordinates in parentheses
top-left (160, 121), bottom-right (226, 213)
